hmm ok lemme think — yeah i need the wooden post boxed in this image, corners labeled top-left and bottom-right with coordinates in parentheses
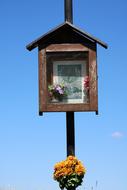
top-left (64, 1), bottom-right (75, 157)
top-left (66, 112), bottom-right (75, 156)
top-left (64, 0), bottom-right (73, 24)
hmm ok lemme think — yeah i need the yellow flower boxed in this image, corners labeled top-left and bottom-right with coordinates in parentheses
top-left (53, 156), bottom-right (86, 180)
top-left (67, 156), bottom-right (78, 162)
top-left (67, 155), bottom-right (74, 160)
top-left (66, 168), bottom-right (73, 175)
top-left (75, 164), bottom-right (86, 175)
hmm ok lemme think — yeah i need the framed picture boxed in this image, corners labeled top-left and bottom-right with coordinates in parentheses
top-left (53, 60), bottom-right (87, 103)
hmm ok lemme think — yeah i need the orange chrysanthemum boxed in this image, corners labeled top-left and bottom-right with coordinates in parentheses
top-left (53, 156), bottom-right (86, 179)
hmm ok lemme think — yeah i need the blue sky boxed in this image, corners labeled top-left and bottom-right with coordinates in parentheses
top-left (0, 0), bottom-right (127, 190)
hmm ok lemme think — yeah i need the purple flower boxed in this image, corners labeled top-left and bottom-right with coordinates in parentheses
top-left (58, 89), bottom-right (64, 94)
top-left (55, 85), bottom-right (64, 94)
top-left (48, 83), bottom-right (66, 100)
top-left (56, 86), bottom-right (61, 91)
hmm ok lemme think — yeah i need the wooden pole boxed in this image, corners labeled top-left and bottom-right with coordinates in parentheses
top-left (64, 2), bottom-right (75, 190)
top-left (64, 0), bottom-right (75, 157)
top-left (66, 112), bottom-right (75, 156)
top-left (64, 0), bottom-right (73, 24)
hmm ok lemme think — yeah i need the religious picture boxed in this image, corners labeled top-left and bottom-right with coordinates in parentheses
top-left (53, 60), bottom-right (87, 103)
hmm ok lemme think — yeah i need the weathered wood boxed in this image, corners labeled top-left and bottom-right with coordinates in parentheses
top-left (89, 47), bottom-right (98, 112)
top-left (42, 103), bottom-right (95, 112)
top-left (46, 44), bottom-right (88, 52)
top-left (39, 49), bottom-right (47, 115)
top-left (64, 0), bottom-right (73, 23)
top-left (38, 45), bottom-right (98, 114)
top-left (26, 22), bottom-right (108, 51)
top-left (46, 51), bottom-right (88, 62)
top-left (39, 50), bottom-right (43, 115)
top-left (66, 112), bottom-right (75, 156)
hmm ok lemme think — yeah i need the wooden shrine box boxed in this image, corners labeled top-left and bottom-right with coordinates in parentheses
top-left (26, 22), bottom-right (107, 115)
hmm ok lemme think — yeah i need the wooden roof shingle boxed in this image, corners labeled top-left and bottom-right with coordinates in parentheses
top-left (26, 22), bottom-right (108, 51)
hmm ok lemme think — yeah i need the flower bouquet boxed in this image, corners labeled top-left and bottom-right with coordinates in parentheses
top-left (53, 156), bottom-right (86, 190)
top-left (48, 83), bottom-right (67, 102)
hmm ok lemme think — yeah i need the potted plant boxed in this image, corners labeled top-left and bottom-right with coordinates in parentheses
top-left (48, 83), bottom-right (67, 102)
top-left (53, 156), bottom-right (86, 190)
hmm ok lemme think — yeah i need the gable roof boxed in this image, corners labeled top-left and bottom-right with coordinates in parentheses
top-left (26, 21), bottom-right (108, 51)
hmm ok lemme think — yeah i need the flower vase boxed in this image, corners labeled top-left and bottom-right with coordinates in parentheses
top-left (51, 97), bottom-right (59, 103)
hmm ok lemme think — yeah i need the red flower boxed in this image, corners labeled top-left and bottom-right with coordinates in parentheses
top-left (84, 76), bottom-right (89, 91)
